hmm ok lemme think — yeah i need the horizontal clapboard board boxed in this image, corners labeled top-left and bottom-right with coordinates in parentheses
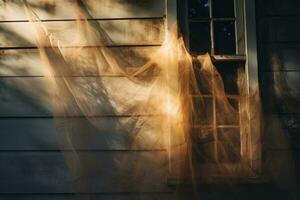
top-left (1, 72), bottom-right (299, 117)
top-left (257, 0), bottom-right (300, 16)
top-left (0, 0), bottom-right (170, 197)
top-left (0, 0), bottom-right (165, 21)
top-left (0, 19), bottom-right (165, 48)
top-left (260, 44), bottom-right (300, 71)
top-left (0, 193), bottom-right (175, 200)
top-left (261, 72), bottom-right (300, 114)
top-left (262, 71), bottom-right (300, 94)
top-left (0, 118), bottom-right (166, 150)
top-left (264, 114), bottom-right (300, 149)
top-left (0, 47), bottom-right (160, 76)
top-left (259, 18), bottom-right (300, 43)
top-left (0, 151), bottom-right (169, 193)
top-left (0, 77), bottom-right (166, 117)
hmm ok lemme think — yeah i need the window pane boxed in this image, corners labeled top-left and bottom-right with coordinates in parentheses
top-left (218, 128), bottom-right (241, 162)
top-left (214, 62), bottom-right (241, 125)
top-left (192, 128), bottom-right (214, 144)
top-left (192, 128), bottom-right (216, 163)
top-left (188, 0), bottom-right (211, 18)
top-left (214, 21), bottom-right (236, 55)
top-left (193, 97), bottom-right (213, 125)
top-left (213, 0), bottom-right (235, 18)
top-left (214, 62), bottom-right (240, 94)
top-left (189, 22), bottom-right (211, 53)
top-left (216, 97), bottom-right (240, 125)
top-left (192, 61), bottom-right (212, 94)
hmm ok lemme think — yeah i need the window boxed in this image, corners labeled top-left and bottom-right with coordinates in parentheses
top-left (168, 0), bottom-right (261, 182)
top-left (185, 0), bottom-right (245, 56)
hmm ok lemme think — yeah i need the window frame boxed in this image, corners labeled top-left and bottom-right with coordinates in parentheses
top-left (166, 0), bottom-right (261, 183)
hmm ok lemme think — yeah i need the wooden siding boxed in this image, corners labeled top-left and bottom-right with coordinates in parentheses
top-left (0, 19), bottom-right (164, 47)
top-left (0, 47), bottom-right (159, 76)
top-left (256, 0), bottom-right (300, 182)
top-left (0, 0), bottom-right (165, 21)
top-left (1, 0), bottom-right (299, 199)
top-left (0, 0), bottom-right (172, 199)
top-left (0, 194), bottom-right (175, 200)
top-left (0, 151), bottom-right (169, 193)
top-left (0, 77), bottom-right (168, 116)
top-left (0, 118), bottom-right (166, 150)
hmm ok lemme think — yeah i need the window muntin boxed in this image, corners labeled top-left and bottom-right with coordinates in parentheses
top-left (186, 0), bottom-right (248, 168)
top-left (167, 0), bottom-right (260, 181)
top-left (187, 0), bottom-right (245, 56)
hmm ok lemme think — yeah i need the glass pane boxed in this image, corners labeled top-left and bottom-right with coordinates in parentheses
top-left (193, 97), bottom-right (213, 125)
top-left (188, 0), bottom-right (211, 18)
top-left (192, 128), bottom-right (216, 163)
top-left (214, 21), bottom-right (236, 55)
top-left (216, 97), bottom-right (240, 125)
top-left (189, 22), bottom-right (211, 53)
top-left (213, 0), bottom-right (235, 18)
top-left (218, 128), bottom-right (241, 162)
top-left (214, 62), bottom-right (240, 94)
top-left (192, 61), bottom-right (212, 95)
top-left (192, 128), bottom-right (214, 144)
top-left (214, 61), bottom-right (241, 126)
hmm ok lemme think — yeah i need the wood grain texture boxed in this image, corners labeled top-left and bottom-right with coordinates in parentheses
top-left (0, 0), bottom-right (165, 21)
top-left (0, 151), bottom-right (169, 193)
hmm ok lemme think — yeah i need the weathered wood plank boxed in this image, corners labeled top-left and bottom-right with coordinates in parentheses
top-left (263, 114), bottom-right (300, 150)
top-left (0, 19), bottom-right (164, 48)
top-left (259, 18), bottom-right (300, 42)
top-left (0, 193), bottom-right (175, 200)
top-left (0, 47), bottom-right (159, 76)
top-left (0, 77), bottom-right (162, 117)
top-left (261, 72), bottom-right (300, 114)
top-left (260, 44), bottom-right (300, 71)
top-left (256, 0), bottom-right (300, 16)
top-left (0, 0), bottom-right (165, 21)
top-left (0, 151), bottom-right (169, 193)
top-left (0, 117), bottom-right (165, 150)
top-left (262, 71), bottom-right (300, 94)
top-left (0, 78), bottom-right (50, 116)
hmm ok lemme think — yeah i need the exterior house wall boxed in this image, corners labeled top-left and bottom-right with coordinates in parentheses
top-left (256, 0), bottom-right (300, 181)
top-left (0, 0), bottom-right (175, 199)
top-left (0, 0), bottom-right (299, 199)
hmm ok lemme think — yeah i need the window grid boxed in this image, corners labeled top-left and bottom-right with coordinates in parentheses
top-left (188, 0), bottom-right (239, 55)
top-left (187, 0), bottom-right (245, 163)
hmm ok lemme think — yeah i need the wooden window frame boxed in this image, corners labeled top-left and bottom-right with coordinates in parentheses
top-left (166, 0), bottom-right (261, 183)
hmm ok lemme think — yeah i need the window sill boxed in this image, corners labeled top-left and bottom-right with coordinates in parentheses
top-left (211, 55), bottom-right (246, 62)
